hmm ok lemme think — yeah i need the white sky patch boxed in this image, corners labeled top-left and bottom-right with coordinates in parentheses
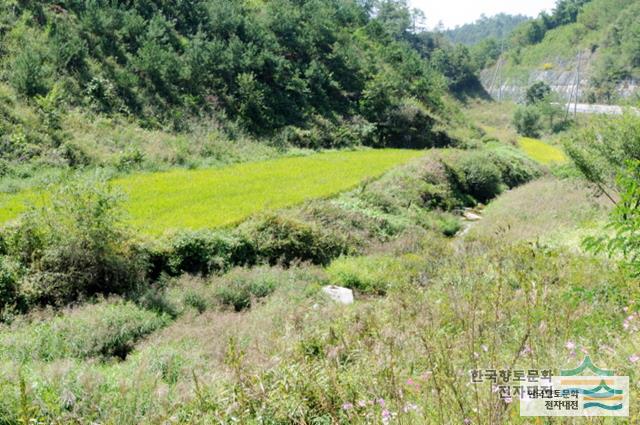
top-left (409, 0), bottom-right (558, 29)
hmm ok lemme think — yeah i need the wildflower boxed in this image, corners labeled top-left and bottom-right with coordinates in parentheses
top-left (630, 354), bottom-right (640, 363)
top-left (377, 398), bottom-right (386, 408)
top-left (402, 403), bottom-right (418, 413)
top-left (357, 400), bottom-right (367, 408)
top-left (473, 352), bottom-right (479, 359)
top-left (463, 419), bottom-right (472, 425)
top-left (481, 344), bottom-right (489, 352)
top-left (342, 402), bottom-right (354, 411)
top-left (565, 341), bottom-right (576, 350)
top-left (406, 378), bottom-right (420, 390)
top-left (421, 371), bottom-right (433, 381)
top-left (521, 345), bottom-right (532, 355)
top-left (504, 396), bottom-right (513, 404)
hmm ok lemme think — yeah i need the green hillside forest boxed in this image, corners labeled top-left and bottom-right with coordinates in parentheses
top-left (482, 0), bottom-right (640, 102)
top-left (0, 0), bottom-right (639, 423)
top-left (443, 13), bottom-right (530, 45)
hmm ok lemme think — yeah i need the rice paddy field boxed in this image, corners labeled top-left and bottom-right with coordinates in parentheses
top-left (518, 137), bottom-right (568, 165)
top-left (0, 149), bottom-right (424, 235)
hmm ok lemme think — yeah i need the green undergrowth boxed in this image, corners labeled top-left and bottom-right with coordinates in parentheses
top-left (0, 300), bottom-right (168, 363)
top-left (468, 177), bottom-right (610, 248)
top-left (1, 218), bottom-right (637, 424)
top-left (0, 142), bottom-right (542, 320)
top-left (0, 148), bottom-right (634, 424)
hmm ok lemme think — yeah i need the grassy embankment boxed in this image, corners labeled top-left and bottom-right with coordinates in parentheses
top-left (464, 100), bottom-right (569, 166)
top-left (1, 100), bottom-right (635, 424)
top-left (1, 173), bottom-right (636, 424)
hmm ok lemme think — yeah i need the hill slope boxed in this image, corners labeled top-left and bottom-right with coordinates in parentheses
top-left (443, 13), bottom-right (530, 46)
top-left (480, 0), bottom-right (640, 103)
top-left (0, 0), bottom-right (471, 180)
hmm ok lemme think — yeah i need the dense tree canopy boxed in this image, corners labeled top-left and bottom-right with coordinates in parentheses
top-left (0, 0), bottom-right (475, 150)
top-left (443, 14), bottom-right (530, 46)
top-left (510, 0), bottom-right (592, 47)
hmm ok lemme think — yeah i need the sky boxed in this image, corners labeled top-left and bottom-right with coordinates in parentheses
top-left (409, 0), bottom-right (558, 29)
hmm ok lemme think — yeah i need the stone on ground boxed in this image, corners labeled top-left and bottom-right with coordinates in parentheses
top-left (322, 286), bottom-right (354, 305)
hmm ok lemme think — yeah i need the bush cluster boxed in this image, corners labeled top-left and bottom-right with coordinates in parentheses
top-left (0, 186), bottom-right (353, 317)
top-left (214, 267), bottom-right (280, 311)
top-left (443, 146), bottom-right (541, 204)
top-left (0, 145), bottom-right (542, 315)
top-left (0, 177), bottom-right (144, 311)
top-left (513, 82), bottom-right (568, 137)
top-left (144, 215), bottom-right (350, 282)
top-left (0, 300), bottom-right (168, 362)
top-left (238, 214), bottom-right (350, 267)
top-left (326, 255), bottom-right (410, 295)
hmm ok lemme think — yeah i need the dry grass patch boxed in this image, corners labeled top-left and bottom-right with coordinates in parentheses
top-left (467, 178), bottom-right (610, 247)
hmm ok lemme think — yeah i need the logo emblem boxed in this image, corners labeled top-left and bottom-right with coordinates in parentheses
top-left (521, 357), bottom-right (629, 417)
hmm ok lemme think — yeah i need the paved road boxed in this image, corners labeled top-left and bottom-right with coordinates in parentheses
top-left (562, 103), bottom-right (639, 115)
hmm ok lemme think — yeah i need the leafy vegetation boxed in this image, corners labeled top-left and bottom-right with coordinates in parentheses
top-left (565, 112), bottom-right (640, 274)
top-left (1, 200), bottom-right (636, 423)
top-left (0, 0), bottom-right (488, 171)
top-left (0, 300), bottom-right (168, 362)
top-left (0, 143), bottom-right (542, 317)
top-left (443, 14), bottom-right (530, 46)
top-left (484, 0), bottom-right (640, 103)
top-left (510, 0), bottom-right (591, 48)
top-left (0, 176), bottom-right (143, 315)
top-left (513, 82), bottom-right (567, 137)
top-left (0, 1), bottom-right (638, 423)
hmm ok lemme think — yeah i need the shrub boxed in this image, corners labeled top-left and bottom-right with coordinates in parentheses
top-left (3, 176), bottom-right (145, 307)
top-left (115, 147), bottom-right (146, 171)
top-left (326, 255), bottom-right (409, 295)
top-left (59, 142), bottom-right (92, 167)
top-left (525, 81), bottom-right (552, 105)
top-left (486, 143), bottom-right (542, 188)
top-left (0, 257), bottom-right (22, 318)
top-left (9, 49), bottom-right (49, 97)
top-left (513, 106), bottom-right (542, 137)
top-left (383, 99), bottom-right (451, 149)
top-left (434, 213), bottom-right (463, 237)
top-left (239, 214), bottom-right (349, 266)
top-left (0, 300), bottom-right (168, 362)
top-left (452, 153), bottom-right (504, 203)
top-left (164, 230), bottom-right (254, 276)
top-left (214, 267), bottom-right (279, 311)
top-left (584, 161), bottom-right (640, 276)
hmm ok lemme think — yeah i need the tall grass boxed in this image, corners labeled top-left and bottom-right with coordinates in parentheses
top-left (1, 177), bottom-right (637, 423)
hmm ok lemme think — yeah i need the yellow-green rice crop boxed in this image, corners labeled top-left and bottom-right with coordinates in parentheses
top-left (0, 149), bottom-right (424, 235)
top-left (518, 137), bottom-right (568, 165)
